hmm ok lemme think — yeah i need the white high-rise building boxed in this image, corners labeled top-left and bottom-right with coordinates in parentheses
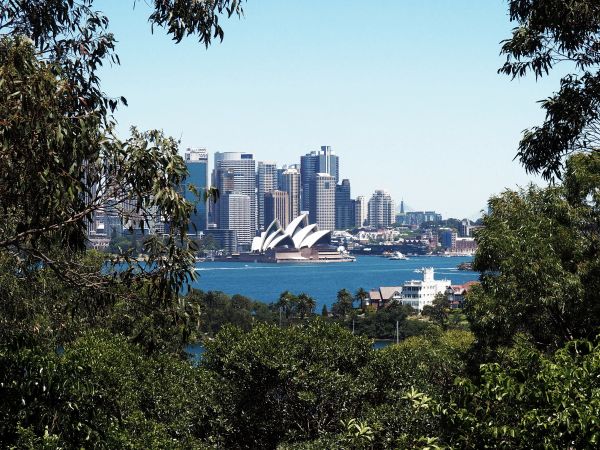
top-left (280, 167), bottom-right (300, 221)
top-left (400, 268), bottom-right (451, 312)
top-left (212, 152), bottom-right (257, 234)
top-left (310, 173), bottom-right (335, 231)
top-left (355, 195), bottom-right (367, 228)
top-left (257, 161), bottom-right (277, 230)
top-left (219, 193), bottom-right (252, 250)
top-left (368, 189), bottom-right (395, 228)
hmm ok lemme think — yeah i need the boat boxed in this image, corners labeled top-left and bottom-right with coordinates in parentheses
top-left (388, 251), bottom-right (408, 260)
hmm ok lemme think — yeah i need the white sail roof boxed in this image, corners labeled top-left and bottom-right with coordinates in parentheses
top-left (252, 214), bottom-right (331, 252)
top-left (300, 229), bottom-right (331, 248)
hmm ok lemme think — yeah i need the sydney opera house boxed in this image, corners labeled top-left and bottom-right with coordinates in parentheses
top-left (245, 213), bottom-right (354, 263)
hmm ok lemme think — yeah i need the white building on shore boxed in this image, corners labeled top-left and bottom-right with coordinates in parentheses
top-left (400, 268), bottom-right (451, 312)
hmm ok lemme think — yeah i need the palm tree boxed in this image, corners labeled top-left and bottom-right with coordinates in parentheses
top-left (297, 293), bottom-right (316, 319)
top-left (333, 288), bottom-right (354, 319)
top-left (276, 290), bottom-right (298, 320)
top-left (355, 287), bottom-right (369, 310)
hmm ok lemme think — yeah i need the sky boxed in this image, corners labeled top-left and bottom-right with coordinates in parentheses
top-left (97, 0), bottom-right (563, 219)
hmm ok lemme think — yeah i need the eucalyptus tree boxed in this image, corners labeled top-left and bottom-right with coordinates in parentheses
top-left (0, 1), bottom-right (247, 445)
top-left (500, 0), bottom-right (600, 179)
top-left (0, 1), bottom-right (243, 344)
top-left (468, 153), bottom-right (600, 353)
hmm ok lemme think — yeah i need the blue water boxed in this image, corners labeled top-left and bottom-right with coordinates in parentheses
top-left (191, 255), bottom-right (477, 309)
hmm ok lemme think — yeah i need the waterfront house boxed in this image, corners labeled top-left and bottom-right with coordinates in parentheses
top-left (446, 281), bottom-right (479, 309)
top-left (367, 286), bottom-right (402, 309)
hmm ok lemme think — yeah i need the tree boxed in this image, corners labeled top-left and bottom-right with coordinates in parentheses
top-left (354, 287), bottom-right (370, 310)
top-left (445, 337), bottom-right (600, 449)
top-left (296, 292), bottom-right (316, 319)
top-left (467, 154), bottom-right (600, 353)
top-left (332, 288), bottom-right (354, 319)
top-left (0, 0), bottom-right (242, 304)
top-left (275, 290), bottom-right (298, 322)
top-left (499, 0), bottom-right (600, 179)
top-left (201, 321), bottom-right (373, 448)
top-left (0, 2), bottom-right (245, 446)
top-left (422, 292), bottom-right (451, 330)
top-left (321, 304), bottom-right (329, 317)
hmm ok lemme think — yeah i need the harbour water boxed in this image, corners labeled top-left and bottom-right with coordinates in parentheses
top-left (191, 255), bottom-right (477, 309)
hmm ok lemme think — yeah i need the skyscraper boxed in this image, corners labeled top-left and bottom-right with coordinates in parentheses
top-left (184, 148), bottom-right (208, 234)
top-left (355, 195), bottom-right (367, 228)
top-left (257, 161), bottom-right (277, 230)
top-left (219, 192), bottom-right (252, 250)
top-left (317, 146), bottom-right (339, 183)
top-left (264, 190), bottom-right (290, 228)
top-left (335, 179), bottom-right (355, 230)
top-left (300, 146), bottom-right (339, 212)
top-left (310, 173), bottom-right (335, 231)
top-left (368, 190), bottom-right (395, 228)
top-left (212, 152), bottom-right (257, 234)
top-left (300, 152), bottom-right (318, 212)
top-left (280, 167), bottom-right (300, 220)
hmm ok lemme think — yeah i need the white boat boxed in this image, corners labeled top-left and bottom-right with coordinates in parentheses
top-left (388, 251), bottom-right (408, 260)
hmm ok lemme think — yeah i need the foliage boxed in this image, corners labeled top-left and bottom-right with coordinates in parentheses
top-left (500, 0), bottom-right (600, 179)
top-left (354, 330), bottom-right (474, 449)
top-left (297, 292), bottom-right (317, 319)
top-left (0, 0), bottom-right (242, 300)
top-left (0, 1), bottom-right (244, 445)
top-left (354, 287), bottom-right (369, 309)
top-left (422, 292), bottom-right (451, 330)
top-left (332, 288), bottom-right (354, 318)
top-left (445, 337), bottom-right (600, 449)
top-left (468, 154), bottom-right (600, 353)
top-left (352, 303), bottom-right (422, 339)
top-left (0, 330), bottom-right (208, 448)
top-left (184, 289), bottom-right (275, 337)
top-left (200, 321), bottom-right (373, 449)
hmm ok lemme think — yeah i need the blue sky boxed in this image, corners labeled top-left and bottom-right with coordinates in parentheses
top-left (98, 0), bottom-right (562, 219)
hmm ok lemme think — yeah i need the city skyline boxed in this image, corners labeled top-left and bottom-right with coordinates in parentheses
top-left (97, 1), bottom-right (561, 218)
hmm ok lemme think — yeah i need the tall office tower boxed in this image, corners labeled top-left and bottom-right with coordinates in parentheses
top-left (212, 152), bottom-right (257, 234)
top-left (318, 146), bottom-right (339, 183)
top-left (264, 190), bottom-right (290, 228)
top-left (400, 199), bottom-right (405, 214)
top-left (335, 179), bottom-right (355, 230)
top-left (219, 193), bottom-right (252, 250)
top-left (310, 173), bottom-right (335, 230)
top-left (367, 189), bottom-right (395, 228)
top-left (300, 153), bottom-right (318, 212)
top-left (300, 146), bottom-right (339, 212)
top-left (257, 161), bottom-right (277, 230)
top-left (280, 167), bottom-right (300, 220)
top-left (276, 167), bottom-right (286, 191)
top-left (184, 148), bottom-right (208, 234)
top-left (275, 164), bottom-right (298, 190)
top-left (355, 195), bottom-right (368, 228)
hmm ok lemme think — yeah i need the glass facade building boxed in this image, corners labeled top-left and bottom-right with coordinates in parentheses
top-left (184, 148), bottom-right (209, 234)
